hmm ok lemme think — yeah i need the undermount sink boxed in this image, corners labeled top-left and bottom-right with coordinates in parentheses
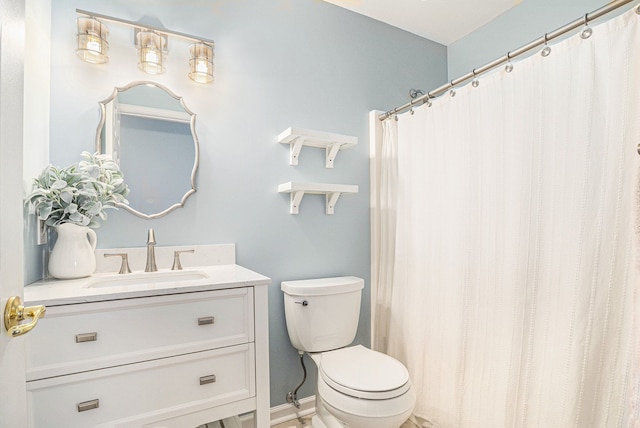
top-left (86, 270), bottom-right (209, 288)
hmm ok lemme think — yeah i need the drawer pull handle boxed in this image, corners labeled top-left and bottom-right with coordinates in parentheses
top-left (75, 332), bottom-right (98, 343)
top-left (198, 316), bottom-right (215, 326)
top-left (77, 399), bottom-right (99, 412)
top-left (199, 374), bottom-right (217, 385)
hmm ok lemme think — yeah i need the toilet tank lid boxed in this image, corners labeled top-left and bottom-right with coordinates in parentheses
top-left (281, 276), bottom-right (364, 296)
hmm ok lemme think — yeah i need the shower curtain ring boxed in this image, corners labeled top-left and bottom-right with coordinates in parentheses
top-left (424, 95), bottom-right (432, 108)
top-left (581, 13), bottom-right (593, 39)
top-left (505, 52), bottom-right (514, 73)
top-left (409, 98), bottom-right (415, 115)
top-left (541, 33), bottom-right (551, 57)
top-left (449, 80), bottom-right (456, 97)
top-left (471, 69), bottom-right (480, 87)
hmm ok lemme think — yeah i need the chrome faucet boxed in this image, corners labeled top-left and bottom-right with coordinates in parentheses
top-left (145, 229), bottom-right (158, 272)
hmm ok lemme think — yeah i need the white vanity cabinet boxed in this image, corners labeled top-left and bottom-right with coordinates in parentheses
top-left (23, 257), bottom-right (271, 428)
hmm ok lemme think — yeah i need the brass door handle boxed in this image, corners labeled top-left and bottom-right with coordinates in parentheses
top-left (4, 296), bottom-right (46, 337)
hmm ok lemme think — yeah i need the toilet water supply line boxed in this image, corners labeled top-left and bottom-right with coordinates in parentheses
top-left (286, 350), bottom-right (307, 408)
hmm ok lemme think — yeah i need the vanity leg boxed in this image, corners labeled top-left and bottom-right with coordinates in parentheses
top-left (254, 285), bottom-right (270, 428)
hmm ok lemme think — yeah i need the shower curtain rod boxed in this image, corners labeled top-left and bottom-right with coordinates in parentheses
top-left (379, 0), bottom-right (638, 121)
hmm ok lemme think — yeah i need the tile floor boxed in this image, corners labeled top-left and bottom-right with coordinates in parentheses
top-left (272, 414), bottom-right (313, 428)
top-left (271, 415), bottom-right (419, 428)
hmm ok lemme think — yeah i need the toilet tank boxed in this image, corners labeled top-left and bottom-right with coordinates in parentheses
top-left (281, 276), bottom-right (364, 353)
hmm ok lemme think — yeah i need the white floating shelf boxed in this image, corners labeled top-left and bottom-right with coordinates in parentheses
top-left (278, 182), bottom-right (358, 215)
top-left (278, 127), bottom-right (357, 168)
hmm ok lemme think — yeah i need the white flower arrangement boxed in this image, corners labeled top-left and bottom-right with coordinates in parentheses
top-left (25, 152), bottom-right (130, 228)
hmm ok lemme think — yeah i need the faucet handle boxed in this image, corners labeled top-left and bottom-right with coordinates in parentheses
top-left (104, 253), bottom-right (132, 274)
top-left (172, 249), bottom-right (194, 271)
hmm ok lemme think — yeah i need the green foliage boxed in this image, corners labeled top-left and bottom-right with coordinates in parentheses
top-left (25, 152), bottom-right (130, 228)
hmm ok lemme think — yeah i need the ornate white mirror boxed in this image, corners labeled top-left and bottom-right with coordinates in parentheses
top-left (96, 81), bottom-right (199, 219)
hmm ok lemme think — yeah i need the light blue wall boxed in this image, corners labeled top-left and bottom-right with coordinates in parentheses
top-left (31, 0), bottom-right (447, 407)
top-left (448, 0), bottom-right (608, 80)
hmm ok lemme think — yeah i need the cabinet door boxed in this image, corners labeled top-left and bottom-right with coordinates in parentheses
top-left (27, 344), bottom-right (255, 428)
top-left (26, 288), bottom-right (254, 380)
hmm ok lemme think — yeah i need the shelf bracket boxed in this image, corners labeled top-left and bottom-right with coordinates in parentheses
top-left (289, 138), bottom-right (305, 166)
top-left (325, 143), bottom-right (341, 169)
top-left (278, 182), bottom-right (358, 215)
top-left (290, 190), bottom-right (305, 214)
top-left (325, 192), bottom-right (341, 215)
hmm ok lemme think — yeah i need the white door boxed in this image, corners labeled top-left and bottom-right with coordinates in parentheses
top-left (0, 0), bottom-right (28, 424)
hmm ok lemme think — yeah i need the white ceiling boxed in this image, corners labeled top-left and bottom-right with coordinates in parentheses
top-left (323, 0), bottom-right (522, 45)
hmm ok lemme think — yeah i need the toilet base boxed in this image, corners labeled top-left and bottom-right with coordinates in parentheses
top-left (311, 396), bottom-right (344, 428)
top-left (312, 393), bottom-right (411, 428)
top-left (310, 414), bottom-right (329, 428)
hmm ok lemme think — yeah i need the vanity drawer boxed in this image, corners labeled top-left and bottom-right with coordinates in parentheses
top-left (27, 343), bottom-right (255, 428)
top-left (26, 288), bottom-right (254, 380)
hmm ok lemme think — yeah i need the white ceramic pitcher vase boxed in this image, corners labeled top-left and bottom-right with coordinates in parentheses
top-left (48, 223), bottom-right (97, 279)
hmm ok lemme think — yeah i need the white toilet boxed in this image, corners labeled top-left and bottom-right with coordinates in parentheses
top-left (281, 276), bottom-right (415, 428)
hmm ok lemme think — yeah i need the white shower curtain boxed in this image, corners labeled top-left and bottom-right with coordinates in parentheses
top-left (372, 7), bottom-right (640, 427)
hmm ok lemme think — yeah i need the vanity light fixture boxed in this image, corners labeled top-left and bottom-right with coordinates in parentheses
top-left (136, 30), bottom-right (167, 75)
top-left (76, 16), bottom-right (109, 64)
top-left (188, 42), bottom-right (215, 84)
top-left (75, 9), bottom-right (215, 84)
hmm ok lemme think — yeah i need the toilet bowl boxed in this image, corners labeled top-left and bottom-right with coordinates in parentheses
top-left (281, 276), bottom-right (415, 428)
top-left (310, 346), bottom-right (415, 428)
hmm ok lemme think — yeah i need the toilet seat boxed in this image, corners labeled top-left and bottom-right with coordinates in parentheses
top-left (318, 345), bottom-right (411, 400)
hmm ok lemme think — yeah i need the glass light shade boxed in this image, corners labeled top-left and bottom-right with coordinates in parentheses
top-left (188, 43), bottom-right (214, 84)
top-left (76, 17), bottom-right (109, 64)
top-left (136, 31), bottom-right (166, 75)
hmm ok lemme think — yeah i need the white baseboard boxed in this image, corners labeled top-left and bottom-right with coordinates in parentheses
top-left (269, 395), bottom-right (316, 426)
top-left (237, 396), bottom-right (316, 428)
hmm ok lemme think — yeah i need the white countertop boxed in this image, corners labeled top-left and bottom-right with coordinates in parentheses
top-left (24, 264), bottom-right (271, 307)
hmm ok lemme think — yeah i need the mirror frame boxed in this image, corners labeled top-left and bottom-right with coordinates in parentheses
top-left (96, 81), bottom-right (199, 219)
